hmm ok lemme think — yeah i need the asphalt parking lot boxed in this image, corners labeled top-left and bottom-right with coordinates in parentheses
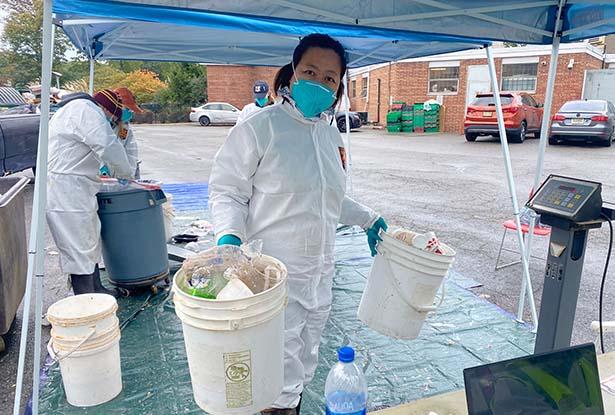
top-left (2, 123), bottom-right (615, 413)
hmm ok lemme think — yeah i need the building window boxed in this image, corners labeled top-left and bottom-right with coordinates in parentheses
top-left (361, 77), bottom-right (368, 98)
top-left (428, 66), bottom-right (459, 94)
top-left (501, 63), bottom-right (538, 92)
top-left (351, 79), bottom-right (356, 98)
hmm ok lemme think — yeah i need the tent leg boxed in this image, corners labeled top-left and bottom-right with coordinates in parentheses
top-left (342, 72), bottom-right (353, 194)
top-left (12, 1), bottom-right (54, 414)
top-left (89, 58), bottom-right (95, 95)
top-left (519, 0), bottom-right (564, 322)
top-left (485, 46), bottom-right (538, 330)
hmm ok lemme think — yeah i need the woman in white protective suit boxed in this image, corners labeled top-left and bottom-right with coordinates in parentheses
top-left (47, 89), bottom-right (134, 297)
top-left (209, 34), bottom-right (388, 415)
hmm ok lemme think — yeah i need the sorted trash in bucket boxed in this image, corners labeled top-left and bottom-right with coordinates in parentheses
top-left (190, 219), bottom-right (214, 234)
top-left (392, 228), bottom-right (444, 255)
top-left (178, 241), bottom-right (283, 300)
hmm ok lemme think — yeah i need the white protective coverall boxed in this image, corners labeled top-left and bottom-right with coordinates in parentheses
top-left (209, 98), bottom-right (378, 408)
top-left (236, 102), bottom-right (262, 124)
top-left (116, 124), bottom-right (139, 177)
top-left (47, 99), bottom-right (134, 275)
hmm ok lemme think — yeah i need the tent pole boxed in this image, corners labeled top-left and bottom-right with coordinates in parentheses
top-left (343, 72), bottom-right (353, 194)
top-left (518, 0), bottom-right (565, 323)
top-left (32, 0), bottom-right (54, 413)
top-left (485, 45), bottom-right (538, 329)
top-left (89, 57), bottom-right (95, 94)
top-left (518, 35), bottom-right (561, 321)
top-left (13, 1), bottom-right (53, 414)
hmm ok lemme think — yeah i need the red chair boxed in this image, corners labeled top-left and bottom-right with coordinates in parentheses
top-left (494, 219), bottom-right (551, 271)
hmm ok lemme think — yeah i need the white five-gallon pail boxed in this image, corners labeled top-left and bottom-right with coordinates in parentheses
top-left (173, 255), bottom-right (288, 415)
top-left (358, 232), bottom-right (455, 340)
top-left (46, 294), bottom-right (122, 407)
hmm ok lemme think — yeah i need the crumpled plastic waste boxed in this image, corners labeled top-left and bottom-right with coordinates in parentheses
top-left (392, 228), bottom-right (444, 255)
top-left (178, 240), bottom-right (283, 300)
top-left (190, 220), bottom-right (214, 234)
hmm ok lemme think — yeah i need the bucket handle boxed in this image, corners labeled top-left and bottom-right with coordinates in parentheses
top-left (47, 327), bottom-right (97, 364)
top-left (379, 247), bottom-right (446, 314)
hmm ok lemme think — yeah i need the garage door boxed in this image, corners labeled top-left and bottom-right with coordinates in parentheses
top-left (583, 69), bottom-right (615, 103)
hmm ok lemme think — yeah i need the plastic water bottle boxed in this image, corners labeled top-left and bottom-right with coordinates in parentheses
top-left (325, 346), bottom-right (367, 415)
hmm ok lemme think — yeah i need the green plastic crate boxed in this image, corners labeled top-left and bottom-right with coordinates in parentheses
top-left (425, 127), bottom-right (440, 133)
top-left (401, 126), bottom-right (414, 132)
top-left (387, 124), bottom-right (402, 133)
top-left (413, 103), bottom-right (425, 128)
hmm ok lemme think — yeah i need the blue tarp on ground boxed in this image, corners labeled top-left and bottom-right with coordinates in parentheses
top-left (38, 183), bottom-right (535, 414)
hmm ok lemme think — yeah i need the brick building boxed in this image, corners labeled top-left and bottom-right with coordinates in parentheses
top-left (206, 65), bottom-right (279, 111)
top-left (206, 42), bottom-right (606, 134)
top-left (348, 43), bottom-right (604, 133)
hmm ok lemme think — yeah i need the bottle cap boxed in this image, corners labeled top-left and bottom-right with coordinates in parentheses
top-left (338, 346), bottom-right (355, 363)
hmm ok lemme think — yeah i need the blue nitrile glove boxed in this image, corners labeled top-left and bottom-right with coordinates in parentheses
top-left (99, 165), bottom-right (110, 177)
top-left (217, 234), bottom-right (242, 246)
top-left (366, 217), bottom-right (388, 257)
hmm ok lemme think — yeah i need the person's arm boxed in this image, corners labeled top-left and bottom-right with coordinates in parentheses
top-left (122, 126), bottom-right (139, 177)
top-left (74, 104), bottom-right (134, 179)
top-left (339, 195), bottom-right (378, 229)
top-left (209, 121), bottom-right (260, 243)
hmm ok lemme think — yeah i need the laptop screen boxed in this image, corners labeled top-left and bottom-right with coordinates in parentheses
top-left (464, 344), bottom-right (604, 415)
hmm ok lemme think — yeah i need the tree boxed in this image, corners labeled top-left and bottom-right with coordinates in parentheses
top-left (0, 0), bottom-right (73, 87)
top-left (156, 63), bottom-right (207, 107)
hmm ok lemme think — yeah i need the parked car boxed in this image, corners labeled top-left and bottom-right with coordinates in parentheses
top-left (189, 102), bottom-right (241, 126)
top-left (549, 100), bottom-right (615, 147)
top-left (0, 114), bottom-right (39, 175)
top-left (464, 92), bottom-right (543, 143)
top-left (335, 111), bottom-right (362, 132)
top-left (0, 87), bottom-right (27, 111)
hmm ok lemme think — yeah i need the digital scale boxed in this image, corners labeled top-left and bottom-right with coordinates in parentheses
top-left (527, 175), bottom-right (614, 354)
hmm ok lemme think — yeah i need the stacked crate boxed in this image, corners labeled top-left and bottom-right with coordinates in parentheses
top-left (412, 103), bottom-right (425, 133)
top-left (386, 101), bottom-right (404, 133)
top-left (401, 104), bottom-right (414, 132)
top-left (424, 103), bottom-right (440, 133)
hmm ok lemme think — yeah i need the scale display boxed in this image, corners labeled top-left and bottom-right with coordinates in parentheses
top-left (528, 175), bottom-right (602, 222)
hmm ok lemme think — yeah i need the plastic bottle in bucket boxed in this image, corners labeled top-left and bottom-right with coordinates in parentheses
top-left (325, 346), bottom-right (367, 415)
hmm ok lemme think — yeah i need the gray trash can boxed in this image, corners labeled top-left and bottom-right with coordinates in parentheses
top-left (97, 187), bottom-right (169, 288)
top-left (0, 177), bottom-right (29, 350)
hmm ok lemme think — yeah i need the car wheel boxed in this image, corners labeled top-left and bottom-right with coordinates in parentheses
top-left (511, 121), bottom-right (527, 143)
top-left (337, 118), bottom-right (347, 133)
top-left (199, 116), bottom-right (211, 126)
top-left (548, 136), bottom-right (558, 145)
top-left (465, 133), bottom-right (477, 142)
top-left (601, 136), bottom-right (612, 147)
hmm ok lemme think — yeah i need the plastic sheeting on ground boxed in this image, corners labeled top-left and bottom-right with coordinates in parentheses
top-left (38, 208), bottom-right (535, 414)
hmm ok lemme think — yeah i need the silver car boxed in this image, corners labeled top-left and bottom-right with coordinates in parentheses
top-left (549, 100), bottom-right (615, 147)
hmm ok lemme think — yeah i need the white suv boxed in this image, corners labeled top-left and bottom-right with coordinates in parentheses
top-left (189, 102), bottom-right (240, 126)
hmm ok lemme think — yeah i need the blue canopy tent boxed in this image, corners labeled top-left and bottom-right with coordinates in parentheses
top-left (14, 1), bottom-right (615, 414)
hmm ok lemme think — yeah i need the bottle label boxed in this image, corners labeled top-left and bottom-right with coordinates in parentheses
top-left (325, 408), bottom-right (366, 415)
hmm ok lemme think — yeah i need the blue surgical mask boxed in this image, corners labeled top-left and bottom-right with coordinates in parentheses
top-left (121, 108), bottom-right (134, 123)
top-left (290, 79), bottom-right (336, 118)
top-left (255, 97), bottom-right (268, 107)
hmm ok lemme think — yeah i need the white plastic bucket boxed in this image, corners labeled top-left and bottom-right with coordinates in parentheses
top-left (358, 233), bottom-right (455, 340)
top-left (173, 255), bottom-right (288, 415)
top-left (48, 329), bottom-right (122, 407)
top-left (46, 294), bottom-right (122, 407)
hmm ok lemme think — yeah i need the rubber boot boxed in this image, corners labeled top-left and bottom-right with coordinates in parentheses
top-left (92, 264), bottom-right (122, 298)
top-left (71, 265), bottom-right (120, 297)
top-left (260, 409), bottom-right (296, 415)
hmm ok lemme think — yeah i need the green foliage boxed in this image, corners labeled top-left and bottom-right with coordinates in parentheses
top-left (156, 63), bottom-right (207, 107)
top-left (0, 0), bottom-right (72, 88)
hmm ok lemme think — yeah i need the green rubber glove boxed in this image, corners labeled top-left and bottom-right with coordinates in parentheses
top-left (217, 234), bottom-right (241, 246)
top-left (366, 217), bottom-right (388, 257)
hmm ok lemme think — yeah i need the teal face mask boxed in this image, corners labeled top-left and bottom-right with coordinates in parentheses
top-left (255, 97), bottom-right (268, 107)
top-left (121, 108), bottom-right (134, 123)
top-left (290, 79), bottom-right (336, 118)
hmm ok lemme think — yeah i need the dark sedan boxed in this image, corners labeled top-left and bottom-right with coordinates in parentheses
top-left (549, 100), bottom-right (615, 147)
top-left (335, 111), bottom-right (362, 133)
